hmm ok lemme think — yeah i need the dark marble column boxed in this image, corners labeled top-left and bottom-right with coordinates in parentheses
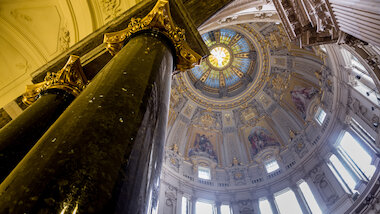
top-left (0, 56), bottom-right (86, 183)
top-left (0, 0), bottom-right (205, 213)
top-left (0, 90), bottom-right (74, 182)
top-left (0, 31), bottom-right (174, 214)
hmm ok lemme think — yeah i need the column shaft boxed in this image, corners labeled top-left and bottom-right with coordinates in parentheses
top-left (0, 89), bottom-right (75, 182)
top-left (333, 150), bottom-right (361, 184)
top-left (216, 202), bottom-right (221, 214)
top-left (176, 192), bottom-right (184, 214)
top-left (191, 197), bottom-right (197, 214)
top-left (0, 32), bottom-right (174, 214)
top-left (0, 55), bottom-right (85, 183)
top-left (304, 177), bottom-right (328, 213)
top-left (252, 199), bottom-right (259, 214)
top-left (268, 196), bottom-right (279, 214)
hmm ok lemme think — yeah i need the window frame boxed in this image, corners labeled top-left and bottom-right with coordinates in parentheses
top-left (314, 107), bottom-right (327, 125)
top-left (198, 166), bottom-right (211, 180)
top-left (264, 159), bottom-right (280, 173)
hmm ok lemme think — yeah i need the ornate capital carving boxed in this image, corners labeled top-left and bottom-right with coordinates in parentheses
top-left (22, 55), bottom-right (88, 105)
top-left (103, 0), bottom-right (202, 72)
top-left (273, 0), bottom-right (339, 46)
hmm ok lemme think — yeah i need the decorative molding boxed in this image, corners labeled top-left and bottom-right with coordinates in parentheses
top-left (273, 0), bottom-right (340, 46)
top-left (99, 0), bottom-right (121, 21)
top-left (22, 55), bottom-right (87, 105)
top-left (103, 0), bottom-right (202, 72)
top-left (59, 25), bottom-right (70, 51)
top-left (10, 10), bottom-right (32, 22)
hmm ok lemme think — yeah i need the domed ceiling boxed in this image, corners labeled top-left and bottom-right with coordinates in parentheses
top-left (165, 22), bottom-right (334, 189)
top-left (188, 28), bottom-right (256, 98)
top-left (179, 24), bottom-right (270, 109)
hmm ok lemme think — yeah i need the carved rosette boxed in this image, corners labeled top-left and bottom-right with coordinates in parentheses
top-left (22, 55), bottom-right (88, 105)
top-left (103, 0), bottom-right (202, 72)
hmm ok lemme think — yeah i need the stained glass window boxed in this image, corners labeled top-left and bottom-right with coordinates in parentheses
top-left (189, 28), bottom-right (256, 97)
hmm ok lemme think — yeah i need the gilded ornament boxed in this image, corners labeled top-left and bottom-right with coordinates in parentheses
top-left (22, 55), bottom-right (88, 105)
top-left (103, 0), bottom-right (201, 72)
top-left (232, 157), bottom-right (240, 166)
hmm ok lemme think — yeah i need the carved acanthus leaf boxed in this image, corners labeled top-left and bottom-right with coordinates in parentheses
top-left (103, 0), bottom-right (201, 71)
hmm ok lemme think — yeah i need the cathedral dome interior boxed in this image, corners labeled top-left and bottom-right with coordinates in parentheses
top-left (0, 0), bottom-right (379, 214)
top-left (160, 2), bottom-right (380, 214)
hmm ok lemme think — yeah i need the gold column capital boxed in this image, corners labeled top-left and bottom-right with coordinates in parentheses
top-left (103, 0), bottom-right (202, 72)
top-left (22, 55), bottom-right (88, 105)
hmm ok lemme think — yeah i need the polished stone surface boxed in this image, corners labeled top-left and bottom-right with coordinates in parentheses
top-left (0, 32), bottom-right (173, 214)
top-left (0, 90), bottom-right (75, 182)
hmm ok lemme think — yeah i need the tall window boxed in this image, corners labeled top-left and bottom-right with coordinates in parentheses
top-left (328, 154), bottom-right (357, 193)
top-left (298, 181), bottom-right (322, 214)
top-left (350, 118), bottom-right (376, 143)
top-left (196, 201), bottom-right (213, 214)
top-left (341, 48), bottom-right (380, 106)
top-left (220, 204), bottom-right (231, 214)
top-left (198, 166), bottom-right (211, 180)
top-left (274, 189), bottom-right (303, 214)
top-left (337, 131), bottom-right (375, 179)
top-left (352, 80), bottom-right (380, 106)
top-left (259, 198), bottom-right (273, 214)
top-left (182, 196), bottom-right (189, 214)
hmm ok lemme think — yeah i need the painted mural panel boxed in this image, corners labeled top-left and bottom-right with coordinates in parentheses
top-left (188, 132), bottom-right (218, 162)
top-left (290, 86), bottom-right (318, 119)
top-left (241, 118), bottom-right (282, 161)
top-left (282, 74), bottom-right (319, 121)
top-left (248, 126), bottom-right (280, 157)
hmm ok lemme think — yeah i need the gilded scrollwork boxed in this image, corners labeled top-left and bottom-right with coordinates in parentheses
top-left (103, 0), bottom-right (202, 72)
top-left (22, 55), bottom-right (88, 105)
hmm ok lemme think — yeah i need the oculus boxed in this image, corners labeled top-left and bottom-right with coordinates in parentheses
top-left (188, 28), bottom-right (257, 98)
top-left (209, 46), bottom-right (231, 69)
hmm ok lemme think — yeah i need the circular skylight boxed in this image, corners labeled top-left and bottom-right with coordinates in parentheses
top-left (187, 28), bottom-right (257, 98)
top-left (209, 46), bottom-right (231, 69)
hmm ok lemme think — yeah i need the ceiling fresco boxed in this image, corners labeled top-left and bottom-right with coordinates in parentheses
top-left (167, 22), bottom-right (330, 175)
